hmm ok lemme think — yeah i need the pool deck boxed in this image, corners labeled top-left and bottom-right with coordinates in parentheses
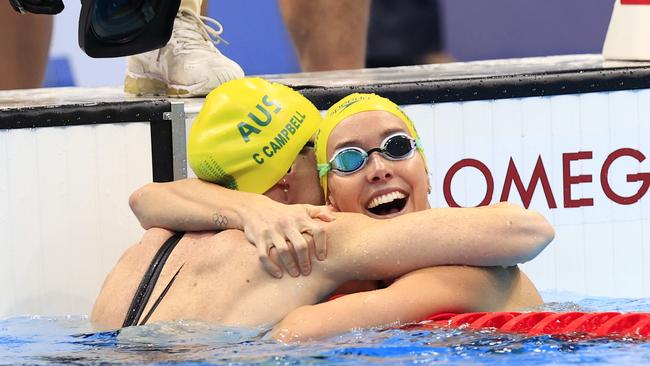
top-left (3, 54), bottom-right (650, 114)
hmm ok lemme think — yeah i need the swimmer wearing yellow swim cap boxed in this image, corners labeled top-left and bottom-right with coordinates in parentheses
top-left (314, 93), bottom-right (428, 197)
top-left (188, 77), bottom-right (322, 194)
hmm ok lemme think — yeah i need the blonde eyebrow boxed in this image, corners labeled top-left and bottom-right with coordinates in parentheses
top-left (332, 127), bottom-right (407, 151)
top-left (333, 138), bottom-right (362, 151)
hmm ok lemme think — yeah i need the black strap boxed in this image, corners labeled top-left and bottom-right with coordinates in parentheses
top-left (122, 232), bottom-right (185, 327)
top-left (139, 263), bottom-right (185, 326)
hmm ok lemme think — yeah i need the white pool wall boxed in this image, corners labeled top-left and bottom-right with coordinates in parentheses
top-left (0, 123), bottom-right (151, 317)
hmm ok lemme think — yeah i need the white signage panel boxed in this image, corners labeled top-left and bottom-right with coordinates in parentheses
top-left (404, 89), bottom-right (650, 297)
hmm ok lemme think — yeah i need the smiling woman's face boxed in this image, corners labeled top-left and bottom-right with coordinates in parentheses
top-left (325, 110), bottom-right (430, 218)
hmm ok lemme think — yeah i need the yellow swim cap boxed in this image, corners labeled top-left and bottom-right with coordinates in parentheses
top-left (188, 77), bottom-right (321, 194)
top-left (314, 93), bottom-right (428, 197)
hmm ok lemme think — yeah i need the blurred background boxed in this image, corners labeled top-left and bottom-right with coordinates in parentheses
top-left (43, 0), bottom-right (614, 88)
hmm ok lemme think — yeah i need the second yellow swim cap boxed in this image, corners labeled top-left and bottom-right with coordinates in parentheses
top-left (188, 77), bottom-right (321, 194)
top-left (315, 93), bottom-right (428, 197)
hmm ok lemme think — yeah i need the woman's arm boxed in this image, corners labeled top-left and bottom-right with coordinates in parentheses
top-left (130, 179), bottom-right (261, 231)
top-left (323, 203), bottom-right (555, 281)
top-left (271, 266), bottom-right (513, 341)
top-left (129, 179), bottom-right (335, 278)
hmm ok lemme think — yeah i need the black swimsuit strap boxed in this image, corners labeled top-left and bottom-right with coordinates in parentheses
top-left (122, 232), bottom-right (185, 328)
top-left (139, 263), bottom-right (185, 326)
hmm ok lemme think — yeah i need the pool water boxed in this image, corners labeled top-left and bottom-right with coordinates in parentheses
top-left (3, 292), bottom-right (650, 365)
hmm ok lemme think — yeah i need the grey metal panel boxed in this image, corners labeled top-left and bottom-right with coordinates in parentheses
top-left (169, 101), bottom-right (187, 180)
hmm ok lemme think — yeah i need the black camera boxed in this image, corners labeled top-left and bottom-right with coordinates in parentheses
top-left (9, 0), bottom-right (63, 14)
top-left (9, 0), bottom-right (181, 58)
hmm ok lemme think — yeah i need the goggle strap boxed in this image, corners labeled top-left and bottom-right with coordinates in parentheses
top-left (318, 163), bottom-right (331, 177)
top-left (415, 138), bottom-right (423, 152)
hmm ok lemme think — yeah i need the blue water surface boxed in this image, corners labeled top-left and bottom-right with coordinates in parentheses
top-left (2, 293), bottom-right (650, 365)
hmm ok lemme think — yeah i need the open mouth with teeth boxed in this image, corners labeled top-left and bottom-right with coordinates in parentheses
top-left (366, 191), bottom-right (408, 216)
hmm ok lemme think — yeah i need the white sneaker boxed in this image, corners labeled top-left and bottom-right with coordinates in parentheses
top-left (124, 7), bottom-right (245, 97)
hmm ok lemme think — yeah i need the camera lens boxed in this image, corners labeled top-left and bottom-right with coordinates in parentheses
top-left (79, 0), bottom-right (180, 57)
top-left (90, 0), bottom-right (160, 43)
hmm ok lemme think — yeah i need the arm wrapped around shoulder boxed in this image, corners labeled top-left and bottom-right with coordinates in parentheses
top-left (488, 202), bottom-right (555, 264)
top-left (128, 179), bottom-right (239, 231)
top-left (324, 204), bottom-right (555, 280)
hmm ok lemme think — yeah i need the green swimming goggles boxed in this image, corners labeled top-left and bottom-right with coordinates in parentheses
top-left (319, 132), bottom-right (421, 177)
